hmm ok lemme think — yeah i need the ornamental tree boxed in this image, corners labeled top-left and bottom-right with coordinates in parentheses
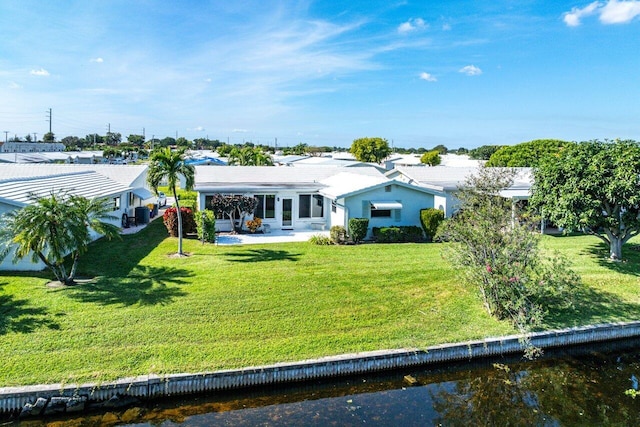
top-left (350, 137), bottom-right (391, 163)
top-left (420, 150), bottom-right (441, 166)
top-left (531, 139), bottom-right (640, 260)
top-left (437, 167), bottom-right (579, 356)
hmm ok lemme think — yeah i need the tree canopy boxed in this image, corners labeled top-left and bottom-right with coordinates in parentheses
top-left (349, 137), bottom-right (391, 163)
top-left (0, 192), bottom-right (120, 285)
top-left (486, 139), bottom-right (573, 167)
top-left (531, 139), bottom-right (640, 260)
top-left (228, 146), bottom-right (273, 166)
top-left (147, 147), bottom-right (195, 255)
top-left (420, 150), bottom-right (441, 166)
top-left (469, 145), bottom-right (504, 160)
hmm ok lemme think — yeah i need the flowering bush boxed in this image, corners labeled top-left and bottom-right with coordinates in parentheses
top-left (246, 217), bottom-right (262, 233)
top-left (163, 207), bottom-right (196, 237)
top-left (437, 168), bottom-right (580, 358)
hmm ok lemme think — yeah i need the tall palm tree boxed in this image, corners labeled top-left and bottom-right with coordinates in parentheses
top-left (0, 192), bottom-right (119, 285)
top-left (147, 147), bottom-right (195, 255)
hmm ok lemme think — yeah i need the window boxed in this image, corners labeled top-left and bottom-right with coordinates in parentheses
top-left (255, 194), bottom-right (276, 219)
top-left (113, 196), bottom-right (121, 211)
top-left (371, 209), bottom-right (391, 218)
top-left (299, 194), bottom-right (324, 218)
top-left (331, 200), bottom-right (337, 213)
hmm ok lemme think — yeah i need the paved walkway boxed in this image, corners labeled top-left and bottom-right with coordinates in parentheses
top-left (216, 229), bottom-right (329, 245)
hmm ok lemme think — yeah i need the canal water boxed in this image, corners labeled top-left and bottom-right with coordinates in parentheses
top-left (8, 338), bottom-right (640, 426)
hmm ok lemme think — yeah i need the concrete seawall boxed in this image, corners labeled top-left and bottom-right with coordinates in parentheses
top-left (2, 321), bottom-right (640, 414)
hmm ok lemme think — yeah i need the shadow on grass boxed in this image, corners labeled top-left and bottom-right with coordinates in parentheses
top-left (0, 282), bottom-right (61, 335)
top-left (62, 265), bottom-right (193, 307)
top-left (77, 219), bottom-right (170, 278)
top-left (583, 241), bottom-right (640, 277)
top-left (224, 248), bottom-right (301, 263)
top-left (543, 283), bottom-right (640, 329)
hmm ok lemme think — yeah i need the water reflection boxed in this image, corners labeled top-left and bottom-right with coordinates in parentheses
top-left (10, 339), bottom-right (640, 426)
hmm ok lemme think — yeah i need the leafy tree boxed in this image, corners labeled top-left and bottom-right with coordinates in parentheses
top-left (437, 167), bottom-right (579, 356)
top-left (159, 137), bottom-right (176, 147)
top-left (350, 137), bottom-right (391, 163)
top-left (127, 134), bottom-right (145, 146)
top-left (147, 147), bottom-right (195, 256)
top-left (0, 192), bottom-right (120, 285)
top-left (43, 132), bottom-right (55, 143)
top-left (85, 133), bottom-right (104, 146)
top-left (104, 132), bottom-right (121, 146)
top-left (61, 136), bottom-right (83, 150)
top-left (420, 150), bottom-right (441, 166)
top-left (469, 145), bottom-right (504, 160)
top-left (283, 143), bottom-right (308, 155)
top-left (24, 134), bottom-right (33, 142)
top-left (531, 139), bottom-right (640, 260)
top-left (176, 137), bottom-right (191, 148)
top-left (430, 144), bottom-right (448, 154)
top-left (486, 139), bottom-right (573, 167)
top-left (216, 143), bottom-right (234, 157)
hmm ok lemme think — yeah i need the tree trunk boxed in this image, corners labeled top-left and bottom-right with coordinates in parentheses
top-left (610, 237), bottom-right (623, 260)
top-left (173, 187), bottom-right (183, 255)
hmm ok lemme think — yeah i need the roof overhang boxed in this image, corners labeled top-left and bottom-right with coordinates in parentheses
top-left (131, 187), bottom-right (154, 200)
top-left (371, 201), bottom-right (403, 210)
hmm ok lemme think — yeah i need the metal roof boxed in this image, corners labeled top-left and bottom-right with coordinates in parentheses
top-left (194, 165), bottom-right (384, 191)
top-left (0, 171), bottom-right (131, 206)
top-left (0, 164), bottom-right (147, 187)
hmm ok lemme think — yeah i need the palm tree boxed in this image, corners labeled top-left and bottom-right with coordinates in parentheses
top-left (147, 147), bottom-right (195, 256)
top-left (0, 192), bottom-right (120, 285)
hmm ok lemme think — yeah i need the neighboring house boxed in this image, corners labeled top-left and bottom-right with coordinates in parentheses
top-left (194, 165), bottom-right (436, 235)
top-left (0, 142), bottom-right (65, 153)
top-left (319, 172), bottom-right (437, 239)
top-left (194, 165), bottom-right (388, 232)
top-left (387, 166), bottom-right (532, 217)
top-left (0, 164), bottom-right (155, 271)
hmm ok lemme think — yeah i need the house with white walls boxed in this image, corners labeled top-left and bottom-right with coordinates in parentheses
top-left (0, 164), bottom-right (155, 271)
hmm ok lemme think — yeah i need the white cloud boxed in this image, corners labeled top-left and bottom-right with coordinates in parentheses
top-left (398, 18), bottom-right (427, 34)
top-left (600, 0), bottom-right (640, 23)
top-left (204, 78), bottom-right (212, 82)
top-left (90, 57), bottom-right (104, 63)
top-left (442, 23), bottom-right (452, 31)
top-left (8, 81), bottom-right (22, 89)
top-left (193, 126), bottom-right (205, 131)
top-left (30, 68), bottom-right (50, 76)
top-left (564, 1), bottom-right (640, 26)
top-left (459, 65), bottom-right (482, 76)
top-left (233, 128), bottom-right (248, 133)
top-left (419, 72), bottom-right (437, 82)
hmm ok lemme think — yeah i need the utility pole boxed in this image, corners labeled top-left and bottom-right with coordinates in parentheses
top-left (3, 131), bottom-right (8, 144)
top-left (107, 123), bottom-right (111, 134)
top-left (46, 108), bottom-right (52, 134)
top-left (142, 127), bottom-right (145, 140)
top-left (275, 137), bottom-right (278, 150)
top-left (33, 133), bottom-right (37, 142)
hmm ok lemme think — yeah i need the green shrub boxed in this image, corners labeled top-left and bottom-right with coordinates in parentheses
top-left (420, 208), bottom-right (445, 241)
top-left (348, 218), bottom-right (369, 243)
top-left (308, 234), bottom-right (333, 245)
top-left (176, 199), bottom-right (197, 210)
top-left (372, 226), bottom-right (424, 243)
top-left (330, 225), bottom-right (347, 245)
top-left (195, 209), bottom-right (217, 243)
top-left (162, 207), bottom-right (197, 237)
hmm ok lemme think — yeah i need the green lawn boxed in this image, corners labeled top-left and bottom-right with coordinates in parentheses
top-left (1, 220), bottom-right (639, 387)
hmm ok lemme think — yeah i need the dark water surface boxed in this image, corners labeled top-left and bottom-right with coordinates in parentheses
top-left (10, 339), bottom-right (640, 426)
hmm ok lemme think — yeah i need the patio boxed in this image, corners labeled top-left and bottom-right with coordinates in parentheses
top-left (216, 229), bottom-right (329, 245)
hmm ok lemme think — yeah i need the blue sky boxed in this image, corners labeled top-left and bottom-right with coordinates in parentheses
top-left (1, 0), bottom-right (639, 149)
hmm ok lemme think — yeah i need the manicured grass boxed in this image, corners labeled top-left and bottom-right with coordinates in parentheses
top-left (1, 221), bottom-right (639, 387)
